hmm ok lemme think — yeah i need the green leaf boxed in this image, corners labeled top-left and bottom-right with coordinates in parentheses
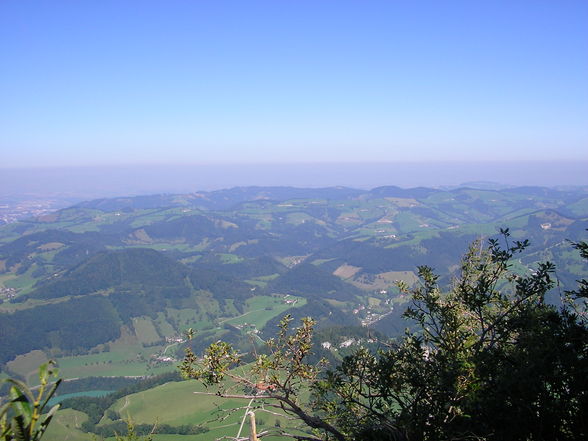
top-left (11, 414), bottom-right (28, 441)
top-left (35, 405), bottom-right (60, 441)
top-left (39, 380), bottom-right (62, 412)
top-left (2, 379), bottom-right (35, 405)
top-left (0, 401), bottom-right (13, 420)
top-left (37, 364), bottom-right (48, 383)
top-left (8, 386), bottom-right (32, 427)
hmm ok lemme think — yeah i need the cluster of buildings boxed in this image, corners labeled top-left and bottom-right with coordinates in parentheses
top-left (321, 336), bottom-right (377, 351)
top-left (0, 286), bottom-right (17, 300)
top-left (0, 199), bottom-right (65, 224)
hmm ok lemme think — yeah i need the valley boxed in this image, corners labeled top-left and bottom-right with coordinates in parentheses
top-left (1, 184), bottom-right (587, 441)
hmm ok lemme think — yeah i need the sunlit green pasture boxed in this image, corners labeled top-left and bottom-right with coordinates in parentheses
top-left (104, 379), bottom-right (292, 441)
top-left (133, 317), bottom-right (162, 344)
top-left (222, 295), bottom-right (306, 329)
top-left (44, 409), bottom-right (92, 441)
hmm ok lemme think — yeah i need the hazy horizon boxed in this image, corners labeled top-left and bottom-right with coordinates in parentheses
top-left (2, 161), bottom-right (587, 200)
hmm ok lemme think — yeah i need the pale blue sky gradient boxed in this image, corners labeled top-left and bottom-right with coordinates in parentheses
top-left (1, 0), bottom-right (587, 168)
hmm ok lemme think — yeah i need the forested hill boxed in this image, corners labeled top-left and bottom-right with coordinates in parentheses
top-left (0, 248), bottom-right (255, 364)
top-left (28, 248), bottom-right (190, 300)
top-left (0, 185), bottom-right (587, 373)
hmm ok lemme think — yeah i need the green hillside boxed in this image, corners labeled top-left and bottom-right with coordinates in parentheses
top-left (1, 185), bottom-right (587, 380)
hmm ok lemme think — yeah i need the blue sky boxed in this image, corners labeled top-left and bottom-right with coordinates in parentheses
top-left (1, 0), bottom-right (587, 168)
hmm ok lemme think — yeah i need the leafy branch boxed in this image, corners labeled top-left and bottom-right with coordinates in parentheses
top-left (0, 361), bottom-right (62, 441)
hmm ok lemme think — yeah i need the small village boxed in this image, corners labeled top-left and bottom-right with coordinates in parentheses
top-left (0, 286), bottom-right (17, 300)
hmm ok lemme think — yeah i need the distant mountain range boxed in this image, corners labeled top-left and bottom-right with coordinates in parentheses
top-left (1, 185), bottom-right (587, 371)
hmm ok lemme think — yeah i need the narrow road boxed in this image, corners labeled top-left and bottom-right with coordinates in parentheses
top-left (162, 342), bottom-right (179, 355)
top-left (119, 396), bottom-right (131, 415)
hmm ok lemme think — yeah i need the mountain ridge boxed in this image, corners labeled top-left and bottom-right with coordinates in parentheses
top-left (1, 184), bottom-right (587, 373)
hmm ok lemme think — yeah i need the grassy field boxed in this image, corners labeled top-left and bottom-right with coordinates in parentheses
top-left (103, 379), bottom-right (293, 441)
top-left (0, 264), bottom-right (39, 292)
top-left (245, 273), bottom-right (280, 289)
top-left (254, 274), bottom-right (280, 282)
top-left (5, 350), bottom-right (49, 384)
top-left (245, 279), bottom-right (268, 288)
top-left (218, 253), bottom-right (245, 264)
top-left (333, 264), bottom-right (361, 280)
top-left (58, 359), bottom-right (175, 379)
top-left (165, 304), bottom-right (219, 331)
top-left (384, 230), bottom-right (440, 249)
top-left (44, 409), bottom-right (92, 441)
top-left (40, 363), bottom-right (303, 441)
top-left (222, 295), bottom-right (306, 329)
top-left (350, 270), bottom-right (418, 291)
top-left (285, 212), bottom-right (316, 225)
top-left (368, 296), bottom-right (381, 307)
top-left (108, 380), bottom-right (239, 426)
top-left (133, 317), bottom-right (162, 345)
top-left (55, 342), bottom-right (174, 379)
top-left (154, 312), bottom-right (177, 338)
